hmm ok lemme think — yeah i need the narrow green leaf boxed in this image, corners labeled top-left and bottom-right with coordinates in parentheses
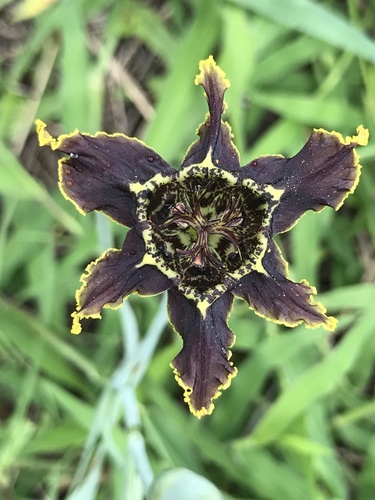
top-left (149, 468), bottom-right (223, 500)
top-left (220, 5), bottom-right (256, 155)
top-left (230, 0), bottom-right (375, 64)
top-left (245, 119), bottom-right (304, 159)
top-left (41, 379), bottom-right (94, 429)
top-left (333, 401), bottom-right (375, 428)
top-left (0, 141), bottom-right (81, 233)
top-left (144, 0), bottom-right (220, 161)
top-left (238, 304), bottom-right (375, 446)
top-left (278, 434), bottom-right (332, 457)
top-left (213, 327), bottom-right (326, 435)
top-left (24, 421), bottom-right (86, 454)
top-left (60, 1), bottom-right (91, 132)
top-left (0, 419), bottom-right (35, 485)
top-left (254, 36), bottom-right (325, 86)
top-left (306, 403), bottom-right (346, 498)
top-left (0, 297), bottom-right (103, 387)
top-left (290, 209), bottom-right (332, 285)
top-left (320, 283), bottom-right (375, 311)
top-left (251, 92), bottom-right (361, 129)
top-left (358, 437), bottom-right (375, 500)
top-left (234, 446), bottom-right (309, 499)
top-left (67, 451), bottom-right (104, 500)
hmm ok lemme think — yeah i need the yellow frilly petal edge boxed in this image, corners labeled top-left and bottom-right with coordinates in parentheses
top-left (35, 119), bottom-right (78, 150)
top-left (195, 56), bottom-right (231, 118)
top-left (313, 124), bottom-right (369, 210)
top-left (71, 248), bottom-right (123, 335)
top-left (169, 299), bottom-right (238, 419)
top-left (36, 119), bottom-right (152, 221)
top-left (242, 277), bottom-right (338, 333)
top-left (171, 353), bottom-right (238, 420)
top-left (195, 55), bottom-right (231, 91)
top-left (36, 119), bottom-right (89, 217)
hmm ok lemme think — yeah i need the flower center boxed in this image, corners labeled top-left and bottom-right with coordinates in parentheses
top-left (164, 195), bottom-right (243, 270)
top-left (145, 165), bottom-right (270, 291)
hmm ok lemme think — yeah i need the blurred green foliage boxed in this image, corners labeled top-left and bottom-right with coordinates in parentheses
top-left (1, 0), bottom-right (375, 498)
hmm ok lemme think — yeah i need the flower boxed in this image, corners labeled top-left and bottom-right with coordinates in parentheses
top-left (36, 56), bottom-right (368, 418)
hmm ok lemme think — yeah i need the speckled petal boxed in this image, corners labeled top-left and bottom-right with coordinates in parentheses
top-left (232, 240), bottom-right (337, 331)
top-left (72, 223), bottom-right (173, 334)
top-left (168, 289), bottom-right (237, 418)
top-left (241, 126), bottom-right (369, 234)
top-left (36, 120), bottom-right (175, 227)
top-left (181, 56), bottom-right (240, 172)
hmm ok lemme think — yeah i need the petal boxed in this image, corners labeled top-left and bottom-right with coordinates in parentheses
top-left (233, 240), bottom-right (337, 331)
top-left (72, 223), bottom-right (173, 334)
top-left (181, 56), bottom-right (240, 172)
top-left (36, 119), bottom-right (175, 227)
top-left (242, 126), bottom-right (369, 234)
top-left (168, 289), bottom-right (237, 418)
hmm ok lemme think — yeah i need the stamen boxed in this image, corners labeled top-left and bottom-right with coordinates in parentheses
top-left (192, 251), bottom-right (205, 268)
top-left (173, 202), bottom-right (188, 214)
top-left (162, 189), bottom-right (244, 274)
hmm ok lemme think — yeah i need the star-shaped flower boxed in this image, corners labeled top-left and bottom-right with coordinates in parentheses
top-left (36, 56), bottom-right (368, 418)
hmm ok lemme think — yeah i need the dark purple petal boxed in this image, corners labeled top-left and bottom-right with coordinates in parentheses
top-left (72, 223), bottom-right (173, 334)
top-left (232, 240), bottom-right (337, 330)
top-left (181, 57), bottom-right (240, 172)
top-left (36, 120), bottom-right (175, 227)
top-left (241, 126), bottom-right (368, 234)
top-left (168, 289), bottom-right (237, 418)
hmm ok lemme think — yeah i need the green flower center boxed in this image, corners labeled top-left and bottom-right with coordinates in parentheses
top-left (163, 196), bottom-right (243, 269)
top-left (145, 165), bottom-right (270, 291)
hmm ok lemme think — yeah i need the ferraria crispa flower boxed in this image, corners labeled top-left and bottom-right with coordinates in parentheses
top-left (36, 56), bottom-right (368, 418)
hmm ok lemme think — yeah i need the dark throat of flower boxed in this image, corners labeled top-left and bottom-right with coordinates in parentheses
top-left (145, 166), bottom-right (270, 294)
top-left (163, 195), bottom-right (243, 272)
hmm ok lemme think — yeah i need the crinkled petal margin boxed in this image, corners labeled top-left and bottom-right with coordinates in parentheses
top-left (233, 240), bottom-right (337, 331)
top-left (242, 125), bottom-right (369, 234)
top-left (181, 56), bottom-right (241, 172)
top-left (168, 289), bottom-right (237, 418)
top-left (36, 119), bottom-right (174, 227)
top-left (72, 223), bottom-right (173, 334)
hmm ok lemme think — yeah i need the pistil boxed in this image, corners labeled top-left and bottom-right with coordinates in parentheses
top-left (164, 194), bottom-right (243, 270)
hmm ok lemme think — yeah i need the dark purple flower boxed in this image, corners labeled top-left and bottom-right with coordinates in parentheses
top-left (36, 56), bottom-right (368, 418)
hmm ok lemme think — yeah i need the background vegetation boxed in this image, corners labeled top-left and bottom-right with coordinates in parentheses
top-left (1, 0), bottom-right (375, 498)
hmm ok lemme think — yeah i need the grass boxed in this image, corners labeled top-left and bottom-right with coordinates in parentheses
top-left (1, 0), bottom-right (375, 498)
